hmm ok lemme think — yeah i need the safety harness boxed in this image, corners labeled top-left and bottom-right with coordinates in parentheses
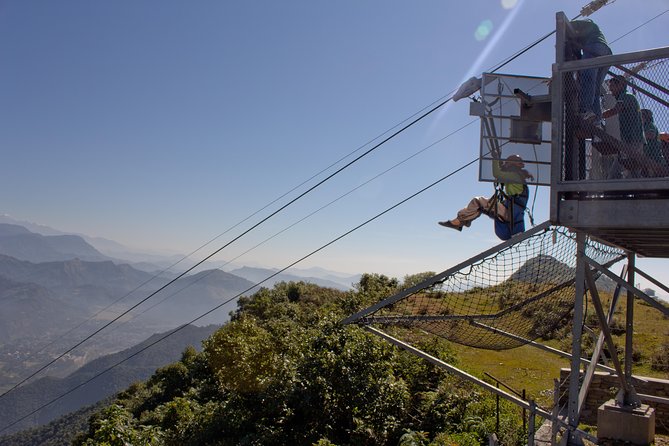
top-left (486, 182), bottom-right (531, 240)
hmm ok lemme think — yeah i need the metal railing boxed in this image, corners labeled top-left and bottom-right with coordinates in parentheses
top-left (552, 46), bottom-right (669, 191)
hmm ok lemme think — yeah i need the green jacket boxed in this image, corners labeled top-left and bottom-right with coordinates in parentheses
top-left (492, 160), bottom-right (528, 196)
top-left (570, 19), bottom-right (608, 47)
top-left (615, 91), bottom-right (645, 144)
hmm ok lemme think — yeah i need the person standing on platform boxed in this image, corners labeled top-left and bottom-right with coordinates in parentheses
top-left (603, 75), bottom-right (645, 178)
top-left (570, 19), bottom-right (612, 123)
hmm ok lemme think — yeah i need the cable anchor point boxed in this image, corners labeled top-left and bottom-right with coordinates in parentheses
top-left (580, 0), bottom-right (615, 17)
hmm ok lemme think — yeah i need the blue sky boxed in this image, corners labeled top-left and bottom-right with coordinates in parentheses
top-left (1, 0), bottom-right (668, 293)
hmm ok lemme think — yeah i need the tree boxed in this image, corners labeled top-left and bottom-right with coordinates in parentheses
top-left (75, 404), bottom-right (162, 446)
top-left (402, 272), bottom-right (437, 291)
top-left (76, 277), bottom-right (530, 446)
top-left (204, 315), bottom-right (297, 394)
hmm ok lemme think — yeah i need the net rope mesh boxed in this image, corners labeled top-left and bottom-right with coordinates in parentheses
top-left (355, 226), bottom-right (624, 350)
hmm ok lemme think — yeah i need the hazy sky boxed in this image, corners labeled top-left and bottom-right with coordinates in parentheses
top-left (1, 0), bottom-right (668, 293)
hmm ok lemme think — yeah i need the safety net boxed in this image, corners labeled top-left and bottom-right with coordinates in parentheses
top-left (347, 224), bottom-right (625, 350)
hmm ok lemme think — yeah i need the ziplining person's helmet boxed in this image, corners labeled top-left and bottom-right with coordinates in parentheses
top-left (503, 154), bottom-right (524, 167)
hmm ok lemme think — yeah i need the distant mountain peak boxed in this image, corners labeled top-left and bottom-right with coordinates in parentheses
top-left (510, 254), bottom-right (574, 283)
top-left (0, 223), bottom-right (32, 236)
top-left (0, 223), bottom-right (110, 264)
top-left (0, 215), bottom-right (66, 236)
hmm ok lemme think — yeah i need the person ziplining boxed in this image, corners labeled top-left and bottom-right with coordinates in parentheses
top-left (439, 68), bottom-right (552, 241)
top-left (438, 146), bottom-right (533, 240)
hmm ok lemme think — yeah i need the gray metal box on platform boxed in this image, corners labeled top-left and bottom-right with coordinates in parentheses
top-left (475, 72), bottom-right (552, 186)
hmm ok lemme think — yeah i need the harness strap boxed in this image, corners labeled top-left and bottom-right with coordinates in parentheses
top-left (495, 183), bottom-right (529, 233)
top-left (496, 184), bottom-right (529, 209)
top-left (488, 183), bottom-right (512, 219)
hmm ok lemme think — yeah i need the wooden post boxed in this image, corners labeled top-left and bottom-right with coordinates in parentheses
top-left (528, 400), bottom-right (537, 446)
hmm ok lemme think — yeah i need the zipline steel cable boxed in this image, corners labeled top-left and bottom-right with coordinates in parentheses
top-left (0, 154), bottom-right (482, 435)
top-left (3, 3), bottom-right (662, 432)
top-left (0, 69), bottom-right (454, 404)
top-left (33, 86), bottom-right (460, 356)
top-left (102, 118), bottom-right (484, 334)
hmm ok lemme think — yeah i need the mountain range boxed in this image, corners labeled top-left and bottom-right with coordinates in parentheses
top-left (0, 215), bottom-right (360, 289)
top-left (228, 265), bottom-right (357, 291)
top-left (0, 254), bottom-right (255, 389)
top-left (0, 217), bottom-right (360, 440)
top-left (0, 224), bottom-right (110, 264)
top-left (0, 220), bottom-right (358, 390)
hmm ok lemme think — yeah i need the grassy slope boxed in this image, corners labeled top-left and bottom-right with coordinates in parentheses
top-left (450, 343), bottom-right (568, 407)
top-left (443, 294), bottom-right (668, 408)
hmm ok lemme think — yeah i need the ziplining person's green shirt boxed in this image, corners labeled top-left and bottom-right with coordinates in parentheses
top-left (492, 159), bottom-right (528, 196)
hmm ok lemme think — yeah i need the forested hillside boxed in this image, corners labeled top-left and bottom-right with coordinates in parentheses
top-left (71, 276), bottom-right (526, 446)
top-left (0, 400), bottom-right (108, 446)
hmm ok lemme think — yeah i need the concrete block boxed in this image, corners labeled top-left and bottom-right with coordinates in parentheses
top-left (597, 400), bottom-right (655, 445)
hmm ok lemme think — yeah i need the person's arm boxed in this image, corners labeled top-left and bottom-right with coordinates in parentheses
top-left (492, 158), bottom-right (504, 179)
top-left (603, 101), bottom-right (621, 119)
top-left (603, 93), bottom-right (634, 119)
top-left (492, 161), bottom-right (533, 184)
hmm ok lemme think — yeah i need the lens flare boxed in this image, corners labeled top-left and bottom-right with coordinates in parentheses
top-left (474, 20), bottom-right (494, 41)
top-left (501, 0), bottom-right (518, 10)
top-left (428, 0), bottom-right (526, 134)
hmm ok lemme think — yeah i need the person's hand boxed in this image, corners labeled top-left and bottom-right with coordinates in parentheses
top-left (521, 169), bottom-right (534, 181)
